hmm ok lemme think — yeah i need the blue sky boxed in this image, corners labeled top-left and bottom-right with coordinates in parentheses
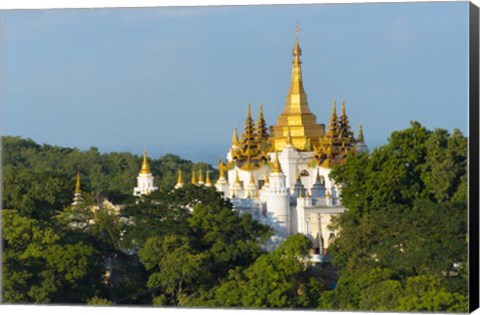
top-left (1, 2), bottom-right (469, 164)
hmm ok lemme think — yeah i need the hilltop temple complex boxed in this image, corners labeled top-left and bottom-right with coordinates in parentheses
top-left (129, 26), bottom-right (369, 258)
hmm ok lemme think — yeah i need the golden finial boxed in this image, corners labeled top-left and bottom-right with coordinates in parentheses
top-left (198, 168), bottom-right (204, 184)
top-left (247, 190), bottom-right (251, 198)
top-left (205, 169), bottom-right (212, 186)
top-left (296, 21), bottom-right (302, 37)
top-left (298, 187), bottom-right (303, 199)
top-left (249, 171), bottom-right (255, 184)
top-left (306, 190), bottom-right (311, 198)
top-left (326, 189), bottom-right (331, 198)
top-left (177, 166), bottom-right (183, 185)
top-left (140, 149), bottom-right (151, 174)
top-left (332, 98), bottom-right (337, 116)
top-left (259, 103), bottom-right (264, 118)
top-left (232, 128), bottom-right (240, 146)
top-left (247, 102), bottom-right (252, 119)
top-left (293, 21), bottom-right (302, 57)
top-left (191, 169), bottom-right (197, 184)
top-left (357, 122), bottom-right (365, 143)
top-left (315, 168), bottom-right (321, 182)
top-left (254, 189), bottom-right (259, 199)
top-left (75, 169), bottom-right (81, 193)
top-left (272, 151), bottom-right (283, 173)
top-left (232, 190), bottom-right (236, 198)
top-left (296, 169), bottom-right (301, 182)
top-left (218, 160), bottom-right (225, 179)
top-left (341, 98), bottom-right (346, 117)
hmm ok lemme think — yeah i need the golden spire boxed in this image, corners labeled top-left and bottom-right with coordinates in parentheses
top-left (298, 187), bottom-right (303, 199)
top-left (72, 168), bottom-right (84, 206)
top-left (140, 149), bottom-right (151, 174)
top-left (326, 98), bottom-right (340, 137)
top-left (254, 189), bottom-right (259, 199)
top-left (286, 23), bottom-right (307, 115)
top-left (270, 24), bottom-right (324, 152)
top-left (315, 168), bottom-right (321, 182)
top-left (176, 166), bottom-right (183, 186)
top-left (271, 151), bottom-right (283, 173)
top-left (326, 189), bottom-right (331, 198)
top-left (331, 99), bottom-right (337, 118)
top-left (357, 122), bottom-right (365, 143)
top-left (232, 128), bottom-right (240, 146)
top-left (249, 171), bottom-right (255, 184)
top-left (198, 168), bottom-right (204, 184)
top-left (218, 160), bottom-right (226, 179)
top-left (306, 190), bottom-right (310, 198)
top-left (256, 103), bottom-right (269, 140)
top-left (339, 98), bottom-right (353, 147)
top-left (235, 170), bottom-right (240, 184)
top-left (205, 169), bottom-right (212, 186)
top-left (191, 169), bottom-right (197, 185)
top-left (240, 102), bottom-right (257, 154)
top-left (75, 169), bottom-right (81, 193)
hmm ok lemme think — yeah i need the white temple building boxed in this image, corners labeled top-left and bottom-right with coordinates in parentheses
top-left (211, 28), bottom-right (368, 259)
top-left (132, 27), bottom-right (368, 259)
top-left (133, 150), bottom-right (158, 196)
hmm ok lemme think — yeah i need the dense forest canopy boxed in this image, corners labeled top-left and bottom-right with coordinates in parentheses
top-left (2, 136), bottom-right (218, 220)
top-left (1, 122), bottom-right (469, 311)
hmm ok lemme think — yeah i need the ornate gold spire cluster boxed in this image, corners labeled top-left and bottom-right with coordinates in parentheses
top-left (229, 103), bottom-right (270, 170)
top-left (270, 24), bottom-right (325, 152)
top-left (222, 24), bottom-right (366, 173)
top-left (313, 99), bottom-right (355, 167)
top-left (182, 167), bottom-right (213, 188)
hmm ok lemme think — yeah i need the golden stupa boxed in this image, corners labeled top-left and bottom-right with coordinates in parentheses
top-left (269, 24), bottom-right (325, 152)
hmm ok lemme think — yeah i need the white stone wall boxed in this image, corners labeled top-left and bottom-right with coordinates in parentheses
top-left (133, 173), bottom-right (158, 196)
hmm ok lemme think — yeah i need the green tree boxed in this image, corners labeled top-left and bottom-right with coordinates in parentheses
top-left (2, 210), bottom-right (102, 303)
top-left (322, 122), bottom-right (468, 312)
top-left (131, 184), bottom-right (272, 306)
top-left (193, 234), bottom-right (326, 309)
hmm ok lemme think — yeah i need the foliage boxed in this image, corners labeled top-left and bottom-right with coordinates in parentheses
top-left (2, 210), bottom-right (101, 303)
top-left (1, 122), bottom-right (469, 311)
top-left (87, 296), bottom-right (113, 305)
top-left (323, 122), bottom-right (468, 312)
top-left (133, 185), bottom-right (273, 306)
top-left (2, 136), bottom-right (218, 220)
top-left (185, 234), bottom-right (327, 309)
